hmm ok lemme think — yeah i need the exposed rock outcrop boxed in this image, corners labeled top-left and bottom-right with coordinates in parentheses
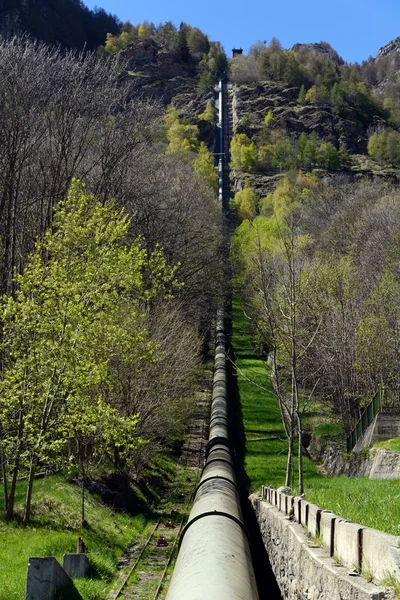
top-left (291, 41), bottom-right (344, 65)
top-left (378, 36), bottom-right (400, 58)
top-left (233, 81), bottom-right (372, 154)
top-left (119, 39), bottom-right (213, 115)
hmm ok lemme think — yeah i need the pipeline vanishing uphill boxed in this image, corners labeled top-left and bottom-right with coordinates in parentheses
top-left (165, 311), bottom-right (259, 600)
top-left (166, 78), bottom-right (258, 600)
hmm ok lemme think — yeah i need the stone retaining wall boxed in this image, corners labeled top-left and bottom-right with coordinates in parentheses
top-left (250, 487), bottom-right (400, 599)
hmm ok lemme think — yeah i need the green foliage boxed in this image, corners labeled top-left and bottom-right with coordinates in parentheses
top-left (230, 133), bottom-right (257, 170)
top-left (272, 136), bottom-right (294, 171)
top-left (187, 27), bottom-right (210, 57)
top-left (193, 142), bottom-right (218, 191)
top-left (368, 129), bottom-right (400, 166)
top-left (231, 179), bottom-right (258, 221)
top-left (0, 473), bottom-right (164, 599)
top-left (298, 84), bottom-right (307, 104)
top-left (264, 110), bottom-right (274, 127)
top-left (164, 105), bottom-right (199, 154)
top-left (197, 69), bottom-right (214, 92)
top-left (196, 43), bottom-right (227, 90)
top-left (0, 180), bottom-right (177, 517)
top-left (0, 0), bottom-right (120, 52)
top-left (317, 142), bottom-right (340, 170)
top-left (198, 99), bottom-right (216, 122)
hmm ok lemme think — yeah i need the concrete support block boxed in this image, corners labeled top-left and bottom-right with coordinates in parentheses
top-left (307, 503), bottom-right (322, 539)
top-left (250, 496), bottom-right (386, 600)
top-left (362, 528), bottom-right (400, 582)
top-left (283, 494), bottom-right (293, 515)
top-left (293, 497), bottom-right (302, 523)
top-left (334, 520), bottom-right (363, 571)
top-left (63, 554), bottom-right (89, 579)
top-left (26, 557), bottom-right (78, 600)
top-left (300, 500), bottom-right (310, 527)
top-left (320, 511), bottom-right (338, 557)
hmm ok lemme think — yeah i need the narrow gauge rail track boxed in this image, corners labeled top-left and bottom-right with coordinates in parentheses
top-left (108, 383), bottom-right (210, 600)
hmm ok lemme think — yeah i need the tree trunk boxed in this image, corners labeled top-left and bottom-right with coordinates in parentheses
top-left (285, 430), bottom-right (294, 487)
top-left (23, 458), bottom-right (35, 523)
top-left (1, 451), bottom-right (8, 511)
top-left (297, 411), bottom-right (304, 494)
top-left (81, 477), bottom-right (85, 527)
top-left (6, 459), bottom-right (20, 520)
top-left (6, 411), bottom-right (23, 520)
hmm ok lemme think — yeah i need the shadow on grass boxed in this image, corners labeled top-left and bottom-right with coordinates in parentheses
top-left (59, 580), bottom-right (83, 600)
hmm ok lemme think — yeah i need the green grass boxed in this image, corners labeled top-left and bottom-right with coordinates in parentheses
top-left (304, 476), bottom-right (400, 536)
top-left (231, 299), bottom-right (321, 491)
top-left (312, 422), bottom-right (344, 438)
top-left (374, 437), bottom-right (400, 453)
top-left (231, 298), bottom-right (400, 535)
top-left (0, 469), bottom-right (167, 600)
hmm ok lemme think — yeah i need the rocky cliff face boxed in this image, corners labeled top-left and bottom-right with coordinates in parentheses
top-left (119, 39), bottom-right (215, 147)
top-left (233, 81), bottom-right (377, 154)
top-left (120, 39), bottom-right (199, 106)
top-left (291, 42), bottom-right (344, 64)
top-left (378, 36), bottom-right (400, 58)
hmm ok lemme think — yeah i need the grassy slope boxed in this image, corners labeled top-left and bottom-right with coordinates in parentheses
top-left (230, 299), bottom-right (320, 491)
top-left (231, 298), bottom-right (400, 535)
top-left (0, 468), bottom-right (169, 600)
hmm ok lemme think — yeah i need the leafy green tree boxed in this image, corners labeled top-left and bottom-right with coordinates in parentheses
top-left (232, 179), bottom-right (258, 221)
top-left (272, 137), bottom-right (293, 171)
top-left (368, 129), bottom-right (400, 165)
top-left (302, 133), bottom-right (319, 170)
top-left (193, 143), bottom-right (218, 191)
top-left (257, 144), bottom-right (274, 171)
top-left (230, 134), bottom-right (257, 171)
top-left (297, 84), bottom-right (307, 104)
top-left (317, 142), bottom-right (340, 170)
top-left (187, 27), bottom-right (210, 57)
top-left (197, 67), bottom-right (214, 92)
top-left (198, 99), bottom-right (216, 122)
top-left (296, 132), bottom-right (308, 165)
top-left (164, 105), bottom-right (199, 154)
top-left (283, 51), bottom-right (304, 86)
top-left (0, 180), bottom-right (176, 521)
top-left (264, 111), bottom-right (274, 127)
top-left (338, 143), bottom-right (351, 168)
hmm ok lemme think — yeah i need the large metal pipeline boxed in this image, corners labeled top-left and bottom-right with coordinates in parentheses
top-left (165, 311), bottom-right (259, 600)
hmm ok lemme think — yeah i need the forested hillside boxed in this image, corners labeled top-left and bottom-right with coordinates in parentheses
top-left (228, 38), bottom-right (400, 197)
top-left (0, 36), bottom-right (223, 527)
top-left (228, 36), bottom-right (400, 490)
top-left (0, 0), bottom-right (119, 50)
top-left (3, 9), bottom-right (400, 595)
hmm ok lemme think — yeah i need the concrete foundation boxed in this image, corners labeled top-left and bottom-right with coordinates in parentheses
top-left (251, 496), bottom-right (386, 600)
top-left (254, 486), bottom-right (400, 594)
top-left (354, 413), bottom-right (400, 453)
top-left (63, 554), bottom-right (89, 578)
top-left (26, 557), bottom-right (81, 600)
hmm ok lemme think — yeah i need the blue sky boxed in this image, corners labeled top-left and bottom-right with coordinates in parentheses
top-left (86, 0), bottom-right (400, 64)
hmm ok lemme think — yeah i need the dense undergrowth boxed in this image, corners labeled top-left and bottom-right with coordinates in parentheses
top-left (0, 458), bottom-right (176, 600)
top-left (231, 298), bottom-right (400, 535)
